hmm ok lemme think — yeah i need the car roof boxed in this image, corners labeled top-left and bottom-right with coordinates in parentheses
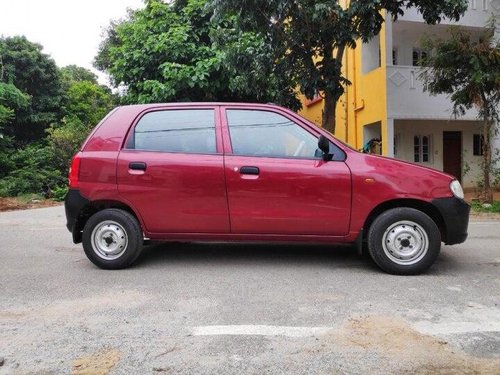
top-left (116, 102), bottom-right (283, 110)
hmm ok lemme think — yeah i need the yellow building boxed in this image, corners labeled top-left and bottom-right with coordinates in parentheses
top-left (299, 1), bottom-right (498, 189)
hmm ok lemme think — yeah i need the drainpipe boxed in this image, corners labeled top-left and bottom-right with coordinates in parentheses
top-left (344, 45), bottom-right (349, 143)
top-left (492, 4), bottom-right (500, 173)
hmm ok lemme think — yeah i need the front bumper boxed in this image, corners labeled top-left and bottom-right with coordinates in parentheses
top-left (64, 189), bottom-right (89, 243)
top-left (432, 196), bottom-right (470, 245)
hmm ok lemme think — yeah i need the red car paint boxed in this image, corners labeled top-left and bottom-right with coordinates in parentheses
top-left (74, 103), bottom-right (457, 244)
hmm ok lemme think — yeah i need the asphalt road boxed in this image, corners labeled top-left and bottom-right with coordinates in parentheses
top-left (0, 205), bottom-right (499, 374)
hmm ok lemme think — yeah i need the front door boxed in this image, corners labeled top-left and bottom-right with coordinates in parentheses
top-left (443, 131), bottom-right (462, 182)
top-left (117, 107), bottom-right (230, 234)
top-left (222, 108), bottom-right (351, 236)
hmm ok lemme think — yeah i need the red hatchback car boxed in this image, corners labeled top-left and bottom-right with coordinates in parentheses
top-left (65, 103), bottom-right (469, 274)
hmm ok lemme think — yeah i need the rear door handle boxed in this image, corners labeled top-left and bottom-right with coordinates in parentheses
top-left (240, 166), bottom-right (259, 175)
top-left (129, 162), bottom-right (147, 171)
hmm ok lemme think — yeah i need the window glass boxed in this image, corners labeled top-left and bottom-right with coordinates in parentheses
top-left (412, 49), bottom-right (428, 67)
top-left (227, 110), bottom-right (319, 158)
top-left (422, 136), bottom-right (429, 162)
top-left (131, 109), bottom-right (216, 154)
top-left (414, 134), bottom-right (432, 163)
top-left (414, 136), bottom-right (420, 162)
top-left (473, 134), bottom-right (484, 156)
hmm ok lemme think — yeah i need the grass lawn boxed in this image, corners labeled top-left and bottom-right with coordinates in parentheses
top-left (470, 200), bottom-right (500, 214)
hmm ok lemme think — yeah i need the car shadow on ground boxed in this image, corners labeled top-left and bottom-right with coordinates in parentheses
top-left (136, 242), bottom-right (376, 271)
top-left (128, 242), bottom-right (470, 275)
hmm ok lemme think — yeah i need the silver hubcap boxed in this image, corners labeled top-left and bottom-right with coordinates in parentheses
top-left (91, 220), bottom-right (128, 260)
top-left (382, 220), bottom-right (429, 265)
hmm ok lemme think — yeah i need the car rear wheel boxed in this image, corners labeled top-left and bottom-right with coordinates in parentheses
top-left (367, 208), bottom-right (441, 275)
top-left (82, 208), bottom-right (143, 269)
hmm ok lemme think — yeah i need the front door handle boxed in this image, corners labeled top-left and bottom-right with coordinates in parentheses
top-left (240, 166), bottom-right (259, 175)
top-left (129, 162), bottom-right (147, 171)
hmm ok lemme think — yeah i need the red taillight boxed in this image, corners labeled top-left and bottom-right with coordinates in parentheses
top-left (68, 154), bottom-right (81, 188)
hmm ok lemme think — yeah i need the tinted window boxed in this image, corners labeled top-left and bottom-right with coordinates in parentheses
top-left (131, 109), bottom-right (216, 154)
top-left (227, 110), bottom-right (319, 158)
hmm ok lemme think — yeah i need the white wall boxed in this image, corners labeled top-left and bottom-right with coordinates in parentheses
top-left (386, 21), bottom-right (482, 120)
top-left (398, 0), bottom-right (495, 28)
top-left (391, 21), bottom-right (484, 67)
top-left (386, 65), bottom-right (479, 120)
top-left (394, 119), bottom-right (483, 188)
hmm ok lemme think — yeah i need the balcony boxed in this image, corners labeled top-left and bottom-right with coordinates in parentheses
top-left (386, 65), bottom-right (478, 120)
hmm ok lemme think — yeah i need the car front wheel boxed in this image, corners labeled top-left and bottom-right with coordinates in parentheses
top-left (367, 208), bottom-right (441, 275)
top-left (82, 208), bottom-right (143, 269)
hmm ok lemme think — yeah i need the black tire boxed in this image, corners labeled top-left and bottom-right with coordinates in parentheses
top-left (82, 208), bottom-right (143, 269)
top-left (367, 208), bottom-right (441, 275)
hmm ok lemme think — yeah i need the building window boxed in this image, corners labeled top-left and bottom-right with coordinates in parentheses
top-left (394, 134), bottom-right (400, 157)
top-left (412, 49), bottom-right (428, 66)
top-left (471, 0), bottom-right (477, 10)
top-left (392, 49), bottom-right (398, 65)
top-left (473, 134), bottom-right (484, 156)
top-left (414, 135), bottom-right (432, 163)
top-left (482, 0), bottom-right (488, 10)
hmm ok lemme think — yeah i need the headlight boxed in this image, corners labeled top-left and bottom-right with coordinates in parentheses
top-left (450, 180), bottom-right (464, 199)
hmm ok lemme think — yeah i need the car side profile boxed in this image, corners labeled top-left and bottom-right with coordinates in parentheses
top-left (65, 103), bottom-right (469, 274)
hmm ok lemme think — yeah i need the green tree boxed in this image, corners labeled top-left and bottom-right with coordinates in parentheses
top-left (60, 64), bottom-right (99, 86)
top-left (0, 82), bottom-right (30, 127)
top-left (0, 36), bottom-right (63, 145)
top-left (420, 25), bottom-right (500, 202)
top-left (0, 142), bottom-right (64, 197)
top-left (64, 80), bottom-right (114, 126)
top-left (46, 66), bottom-right (115, 178)
top-left (94, 0), bottom-right (299, 108)
top-left (213, 0), bottom-right (468, 133)
top-left (0, 82), bottom-right (30, 177)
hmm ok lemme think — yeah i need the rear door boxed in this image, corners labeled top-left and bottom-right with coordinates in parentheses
top-left (222, 107), bottom-right (352, 236)
top-left (117, 106), bottom-right (230, 234)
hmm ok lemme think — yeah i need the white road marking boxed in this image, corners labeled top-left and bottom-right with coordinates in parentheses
top-left (413, 321), bottom-right (500, 335)
top-left (191, 325), bottom-right (335, 337)
top-left (192, 320), bottom-right (500, 338)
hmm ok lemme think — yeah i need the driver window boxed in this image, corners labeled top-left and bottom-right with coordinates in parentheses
top-left (226, 109), bottom-right (319, 158)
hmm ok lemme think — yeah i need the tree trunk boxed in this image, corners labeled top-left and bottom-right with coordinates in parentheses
top-left (322, 90), bottom-right (336, 134)
top-left (481, 119), bottom-right (493, 203)
top-left (321, 45), bottom-right (346, 134)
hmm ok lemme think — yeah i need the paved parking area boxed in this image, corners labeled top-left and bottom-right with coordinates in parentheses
top-left (1, 206), bottom-right (499, 374)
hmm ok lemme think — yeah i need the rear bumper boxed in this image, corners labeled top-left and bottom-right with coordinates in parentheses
top-left (432, 197), bottom-right (470, 245)
top-left (64, 189), bottom-right (89, 243)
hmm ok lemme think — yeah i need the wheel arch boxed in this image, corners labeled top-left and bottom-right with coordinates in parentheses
top-left (362, 199), bottom-right (447, 243)
top-left (73, 200), bottom-right (143, 243)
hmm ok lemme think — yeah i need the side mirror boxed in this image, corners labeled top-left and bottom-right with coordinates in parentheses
top-left (318, 135), bottom-right (333, 161)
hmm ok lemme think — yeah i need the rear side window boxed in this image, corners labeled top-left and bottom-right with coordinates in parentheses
top-left (128, 109), bottom-right (216, 154)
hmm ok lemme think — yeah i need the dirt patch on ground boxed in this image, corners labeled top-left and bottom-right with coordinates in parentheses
top-left (0, 197), bottom-right (61, 212)
top-left (0, 290), bottom-right (151, 325)
top-left (469, 212), bottom-right (500, 221)
top-left (72, 349), bottom-right (121, 375)
top-left (328, 315), bottom-right (500, 374)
